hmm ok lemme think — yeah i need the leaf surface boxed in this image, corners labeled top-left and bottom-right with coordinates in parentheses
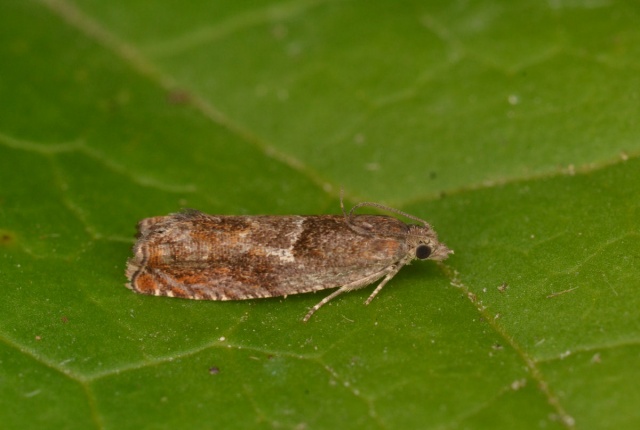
top-left (2, 1), bottom-right (639, 429)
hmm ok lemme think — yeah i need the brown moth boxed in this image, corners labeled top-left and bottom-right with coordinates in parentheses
top-left (125, 197), bottom-right (452, 321)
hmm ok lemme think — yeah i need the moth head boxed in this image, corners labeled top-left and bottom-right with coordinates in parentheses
top-left (408, 225), bottom-right (453, 262)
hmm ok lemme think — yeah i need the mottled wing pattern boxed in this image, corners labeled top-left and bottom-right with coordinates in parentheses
top-left (126, 210), bottom-right (410, 301)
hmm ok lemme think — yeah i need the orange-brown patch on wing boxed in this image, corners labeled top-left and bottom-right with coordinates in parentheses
top-left (365, 238), bottom-right (402, 260)
top-left (132, 271), bottom-right (160, 294)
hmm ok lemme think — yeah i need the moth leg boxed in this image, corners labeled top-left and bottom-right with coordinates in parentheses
top-left (364, 265), bottom-right (401, 305)
top-left (303, 267), bottom-right (392, 322)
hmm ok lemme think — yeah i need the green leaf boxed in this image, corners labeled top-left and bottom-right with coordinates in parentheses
top-left (2, 0), bottom-right (639, 429)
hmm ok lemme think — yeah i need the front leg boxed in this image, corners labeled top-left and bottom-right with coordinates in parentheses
top-left (303, 265), bottom-right (397, 322)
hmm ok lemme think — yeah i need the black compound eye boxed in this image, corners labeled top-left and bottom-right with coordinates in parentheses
top-left (415, 244), bottom-right (432, 260)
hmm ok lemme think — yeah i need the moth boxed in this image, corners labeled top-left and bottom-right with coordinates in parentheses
top-left (125, 197), bottom-right (452, 321)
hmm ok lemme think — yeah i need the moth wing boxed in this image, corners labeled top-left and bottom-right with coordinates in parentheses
top-left (126, 212), bottom-right (407, 301)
